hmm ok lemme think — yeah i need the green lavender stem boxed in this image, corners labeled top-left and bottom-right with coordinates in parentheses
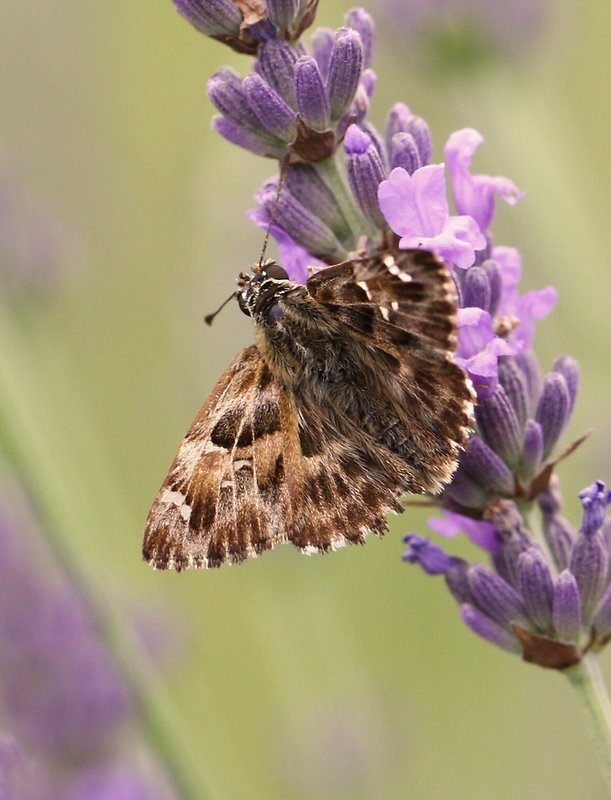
top-left (565, 653), bottom-right (611, 791)
top-left (0, 301), bottom-right (211, 800)
top-left (314, 154), bottom-right (374, 244)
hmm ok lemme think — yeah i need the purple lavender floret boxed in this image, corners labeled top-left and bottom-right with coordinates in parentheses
top-left (406, 484), bottom-right (611, 669)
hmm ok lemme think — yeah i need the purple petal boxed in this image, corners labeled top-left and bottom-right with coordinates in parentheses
top-left (492, 246), bottom-right (556, 347)
top-left (428, 510), bottom-right (498, 553)
top-left (378, 165), bottom-right (485, 269)
top-left (455, 307), bottom-right (519, 395)
top-left (445, 128), bottom-right (525, 233)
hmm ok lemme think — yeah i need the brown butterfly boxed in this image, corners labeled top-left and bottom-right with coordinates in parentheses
top-left (143, 249), bottom-right (474, 570)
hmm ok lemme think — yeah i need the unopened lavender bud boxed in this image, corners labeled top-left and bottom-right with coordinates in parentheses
top-left (570, 529), bottom-right (608, 623)
top-left (552, 356), bottom-right (579, 414)
top-left (468, 564), bottom-right (525, 627)
top-left (208, 68), bottom-right (267, 134)
top-left (284, 165), bottom-right (349, 239)
top-left (295, 56), bottom-right (330, 131)
top-left (212, 115), bottom-right (285, 157)
top-left (460, 435), bottom-right (514, 495)
top-left (257, 181), bottom-right (345, 260)
top-left (345, 7), bottom-right (376, 68)
top-left (327, 28), bottom-right (363, 122)
top-left (384, 102), bottom-right (412, 154)
top-left (311, 26), bottom-right (334, 80)
top-left (256, 39), bottom-right (300, 108)
top-left (487, 500), bottom-right (535, 588)
top-left (535, 372), bottom-right (570, 458)
top-left (578, 481), bottom-right (611, 536)
top-left (593, 584), bottom-right (611, 640)
top-left (445, 559), bottom-right (474, 604)
top-left (243, 74), bottom-right (297, 141)
top-left (174, 0), bottom-right (242, 37)
top-left (460, 604), bottom-right (522, 653)
top-left (405, 115), bottom-right (432, 166)
top-left (390, 132), bottom-right (421, 174)
top-left (344, 124), bottom-right (387, 229)
top-left (475, 385), bottom-right (522, 469)
top-left (360, 121), bottom-right (386, 164)
top-left (482, 259), bottom-right (503, 316)
top-left (553, 570), bottom-right (582, 642)
top-left (462, 265), bottom-right (491, 313)
top-left (360, 68), bottom-right (377, 98)
top-left (520, 419), bottom-right (544, 482)
top-left (515, 351), bottom-right (542, 414)
top-left (266, 0), bottom-right (300, 31)
top-left (538, 483), bottom-right (576, 572)
top-left (517, 549), bottom-right (554, 632)
top-left (498, 357), bottom-right (530, 427)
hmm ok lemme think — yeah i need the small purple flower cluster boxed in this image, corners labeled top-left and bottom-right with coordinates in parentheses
top-left (405, 482), bottom-right (611, 669)
top-left (207, 8), bottom-right (375, 163)
top-left (175, 1), bottom-right (607, 668)
top-left (0, 472), bottom-right (177, 799)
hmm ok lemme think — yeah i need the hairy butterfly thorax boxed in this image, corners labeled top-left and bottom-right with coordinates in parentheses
top-left (143, 249), bottom-right (474, 571)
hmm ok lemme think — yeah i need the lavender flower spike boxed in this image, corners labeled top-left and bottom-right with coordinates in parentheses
top-left (378, 164), bottom-right (486, 268)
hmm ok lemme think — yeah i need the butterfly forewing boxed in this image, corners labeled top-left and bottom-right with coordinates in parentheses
top-left (144, 249), bottom-right (473, 570)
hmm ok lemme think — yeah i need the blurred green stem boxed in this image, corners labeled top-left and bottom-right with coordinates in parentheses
top-left (566, 654), bottom-right (611, 791)
top-left (314, 154), bottom-right (372, 244)
top-left (0, 301), bottom-right (211, 800)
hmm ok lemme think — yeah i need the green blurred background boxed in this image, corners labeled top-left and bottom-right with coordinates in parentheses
top-left (1, 1), bottom-right (610, 798)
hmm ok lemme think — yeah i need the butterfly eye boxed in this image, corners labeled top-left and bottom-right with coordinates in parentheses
top-left (263, 263), bottom-right (289, 281)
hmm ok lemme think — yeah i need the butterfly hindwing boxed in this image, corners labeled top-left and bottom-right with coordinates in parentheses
top-left (307, 249), bottom-right (474, 492)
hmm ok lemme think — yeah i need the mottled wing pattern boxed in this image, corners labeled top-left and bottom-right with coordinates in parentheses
top-left (307, 249), bottom-right (474, 493)
top-left (144, 249), bottom-right (473, 570)
top-left (143, 345), bottom-right (405, 570)
top-left (144, 346), bottom-right (283, 570)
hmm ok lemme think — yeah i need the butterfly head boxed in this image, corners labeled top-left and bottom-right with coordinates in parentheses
top-left (237, 259), bottom-right (292, 323)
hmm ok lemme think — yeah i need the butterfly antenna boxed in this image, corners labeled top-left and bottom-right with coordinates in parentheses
top-left (204, 291), bottom-right (238, 326)
top-left (258, 154), bottom-right (290, 269)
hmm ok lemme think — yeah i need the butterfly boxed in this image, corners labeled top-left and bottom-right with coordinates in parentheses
top-left (143, 249), bottom-right (474, 570)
